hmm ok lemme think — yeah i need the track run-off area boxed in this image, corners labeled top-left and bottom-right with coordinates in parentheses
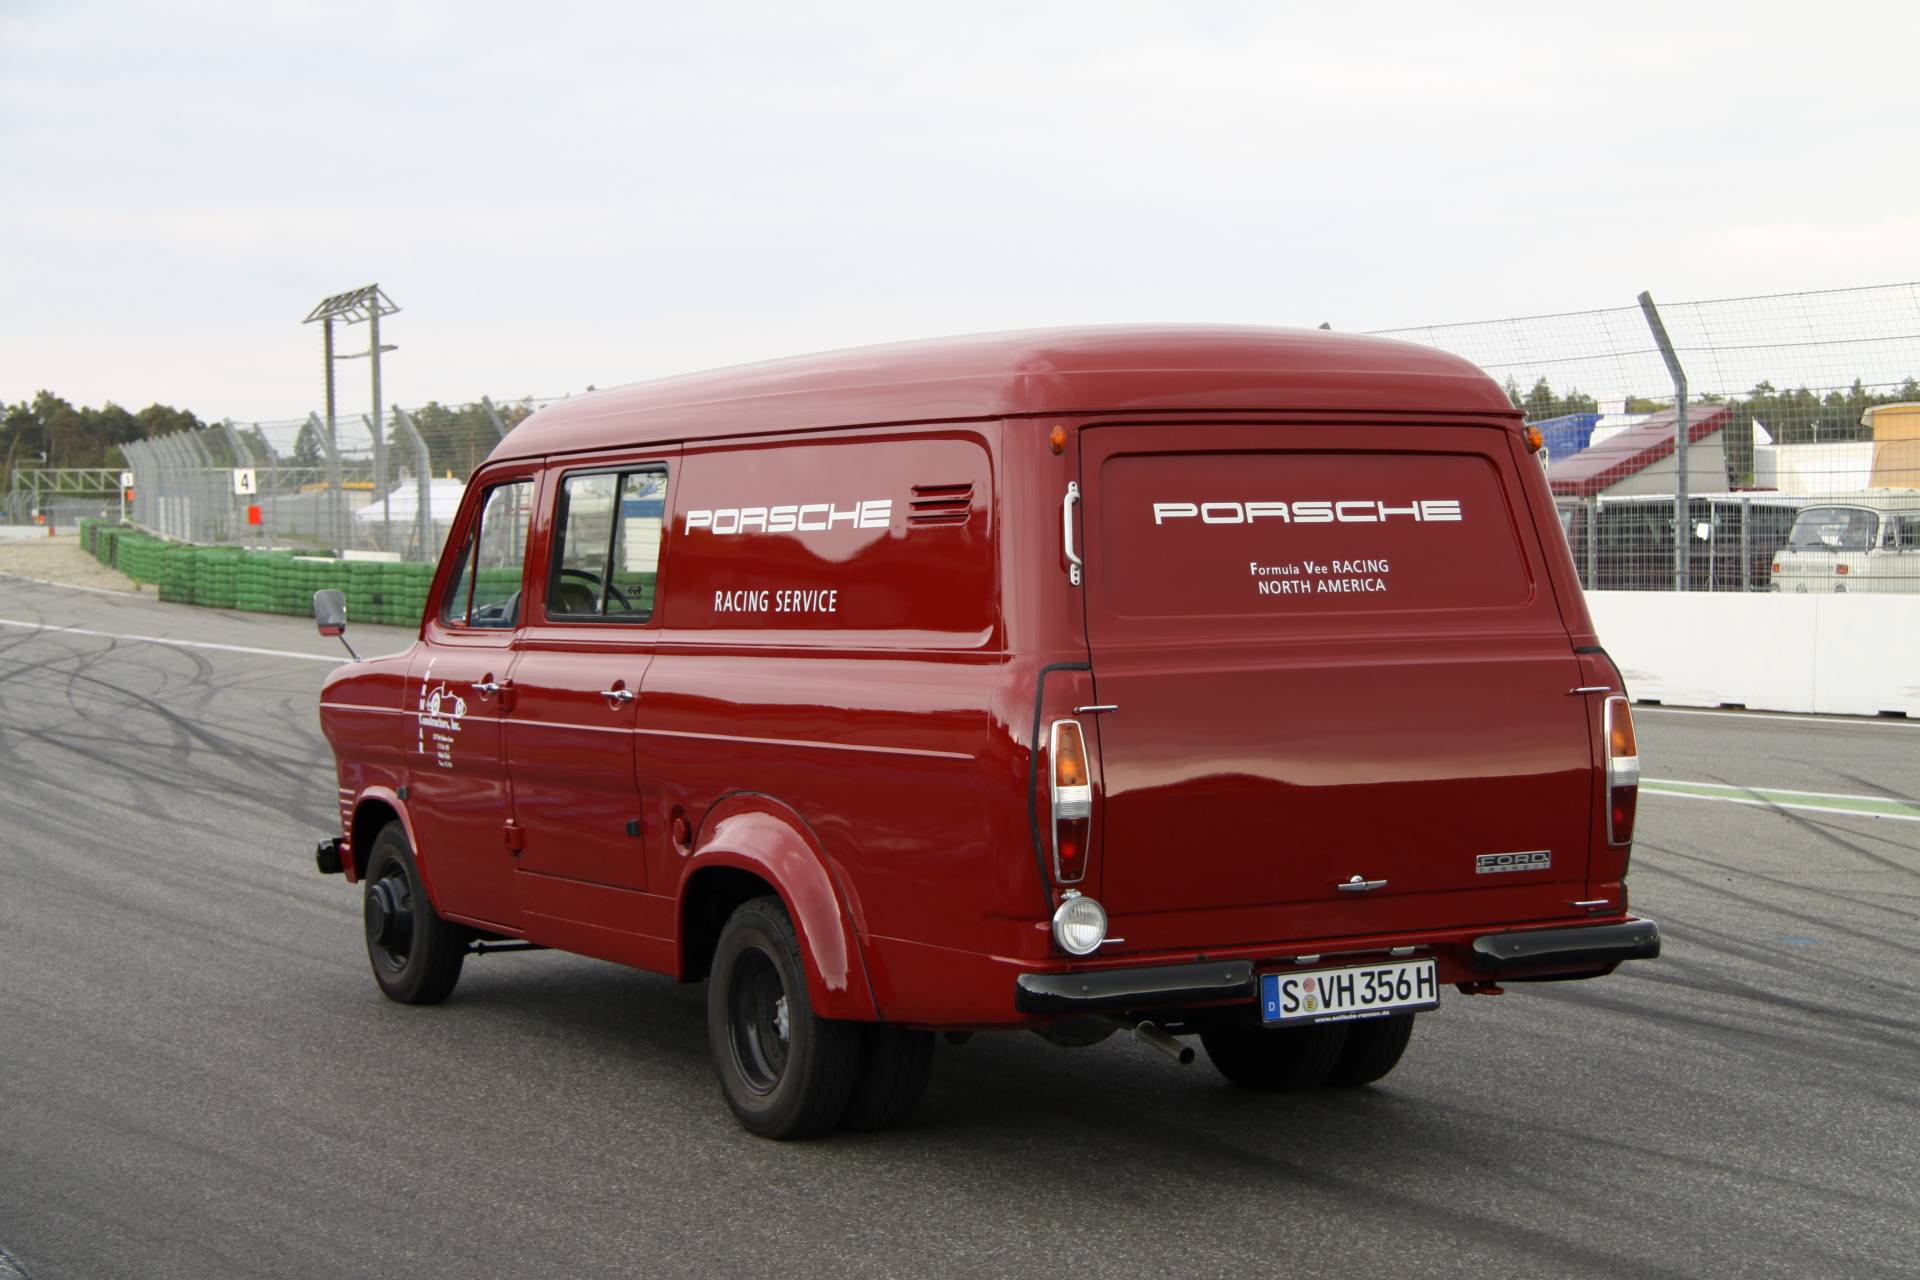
top-left (2, 576), bottom-right (1917, 1280)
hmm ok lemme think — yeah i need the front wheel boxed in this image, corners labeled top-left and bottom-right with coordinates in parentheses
top-left (707, 896), bottom-right (861, 1139)
top-left (361, 824), bottom-right (467, 1005)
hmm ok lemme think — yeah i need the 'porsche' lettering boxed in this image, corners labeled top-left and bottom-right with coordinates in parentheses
top-left (687, 498), bottom-right (891, 535)
top-left (1153, 499), bottom-right (1462, 524)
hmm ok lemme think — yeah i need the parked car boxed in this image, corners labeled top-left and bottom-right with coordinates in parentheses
top-left (314, 325), bottom-right (1658, 1138)
top-left (1772, 494), bottom-right (1920, 593)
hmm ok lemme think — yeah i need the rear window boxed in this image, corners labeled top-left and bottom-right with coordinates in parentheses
top-left (1097, 450), bottom-right (1530, 619)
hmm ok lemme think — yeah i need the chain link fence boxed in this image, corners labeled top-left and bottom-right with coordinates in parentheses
top-left (119, 396), bottom-right (564, 560)
top-left (102, 285), bottom-right (1920, 591)
top-left (1372, 283), bottom-right (1920, 593)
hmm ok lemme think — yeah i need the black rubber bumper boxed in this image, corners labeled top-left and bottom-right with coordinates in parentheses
top-left (1471, 917), bottom-right (1661, 973)
top-left (315, 837), bottom-right (344, 876)
top-left (1014, 959), bottom-right (1256, 1014)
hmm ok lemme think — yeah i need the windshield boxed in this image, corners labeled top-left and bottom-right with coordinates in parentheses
top-left (1787, 506), bottom-right (1879, 552)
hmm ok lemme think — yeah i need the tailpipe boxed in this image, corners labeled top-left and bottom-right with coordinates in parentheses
top-left (1129, 1020), bottom-right (1194, 1065)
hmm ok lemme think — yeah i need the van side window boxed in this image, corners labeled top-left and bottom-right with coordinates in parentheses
top-left (547, 468), bottom-right (667, 621)
top-left (441, 480), bottom-right (534, 628)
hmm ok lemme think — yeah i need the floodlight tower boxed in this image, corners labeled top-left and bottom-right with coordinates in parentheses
top-left (303, 285), bottom-right (400, 547)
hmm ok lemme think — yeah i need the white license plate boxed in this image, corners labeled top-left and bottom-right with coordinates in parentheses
top-left (1260, 959), bottom-right (1440, 1024)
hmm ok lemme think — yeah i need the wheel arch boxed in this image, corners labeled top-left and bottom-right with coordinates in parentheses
top-left (678, 794), bottom-right (879, 1022)
top-left (348, 790), bottom-right (442, 909)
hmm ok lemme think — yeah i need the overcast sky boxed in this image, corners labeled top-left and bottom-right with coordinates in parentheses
top-left (3, 0), bottom-right (1915, 423)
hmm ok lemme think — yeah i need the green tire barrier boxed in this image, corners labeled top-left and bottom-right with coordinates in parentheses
top-left (77, 521), bottom-right (434, 629)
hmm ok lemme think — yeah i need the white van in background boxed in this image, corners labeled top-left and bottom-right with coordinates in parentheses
top-left (1772, 493), bottom-right (1920, 593)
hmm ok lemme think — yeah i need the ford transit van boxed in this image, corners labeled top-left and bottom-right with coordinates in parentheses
top-left (314, 325), bottom-right (1659, 1138)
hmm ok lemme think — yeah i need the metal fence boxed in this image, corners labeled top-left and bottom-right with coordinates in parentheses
top-left (1372, 283), bottom-right (1920, 594)
top-left (104, 284), bottom-right (1920, 590)
top-left (119, 396), bottom-right (559, 559)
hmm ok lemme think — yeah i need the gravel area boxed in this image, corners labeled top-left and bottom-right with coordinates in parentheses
top-left (0, 535), bottom-right (141, 593)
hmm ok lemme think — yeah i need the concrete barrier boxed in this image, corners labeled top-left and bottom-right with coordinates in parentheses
top-left (1587, 592), bottom-right (1920, 717)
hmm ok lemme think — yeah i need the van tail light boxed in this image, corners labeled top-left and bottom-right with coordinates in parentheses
top-left (1604, 695), bottom-right (1639, 847)
top-left (1050, 719), bottom-right (1093, 882)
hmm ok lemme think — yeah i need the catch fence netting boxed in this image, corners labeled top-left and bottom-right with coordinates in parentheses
top-left (1372, 283), bottom-right (1920, 593)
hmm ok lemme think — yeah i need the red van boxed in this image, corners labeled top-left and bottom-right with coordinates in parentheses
top-left (314, 325), bottom-right (1658, 1138)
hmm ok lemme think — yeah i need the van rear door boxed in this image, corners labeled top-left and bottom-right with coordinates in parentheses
top-left (1078, 421), bottom-right (1592, 952)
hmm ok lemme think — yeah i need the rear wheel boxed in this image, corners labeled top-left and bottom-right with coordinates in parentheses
top-left (708, 896), bottom-right (861, 1139)
top-left (362, 825), bottom-right (467, 1005)
top-left (839, 1026), bottom-right (935, 1132)
top-left (1327, 1013), bottom-right (1415, 1087)
top-left (1200, 1020), bottom-right (1349, 1092)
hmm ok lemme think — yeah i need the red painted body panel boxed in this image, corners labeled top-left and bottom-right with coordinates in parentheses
top-left (314, 325), bottom-right (1643, 1034)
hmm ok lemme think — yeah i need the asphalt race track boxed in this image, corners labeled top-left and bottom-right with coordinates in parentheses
top-left (2, 578), bottom-right (1917, 1279)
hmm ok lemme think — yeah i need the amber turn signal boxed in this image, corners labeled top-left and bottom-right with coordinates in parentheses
top-left (1049, 424), bottom-right (1067, 454)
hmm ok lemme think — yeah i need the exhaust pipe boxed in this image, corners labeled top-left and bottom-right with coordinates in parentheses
top-left (1130, 1020), bottom-right (1194, 1065)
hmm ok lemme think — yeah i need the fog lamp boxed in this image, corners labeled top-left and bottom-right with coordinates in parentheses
top-left (1051, 892), bottom-right (1107, 956)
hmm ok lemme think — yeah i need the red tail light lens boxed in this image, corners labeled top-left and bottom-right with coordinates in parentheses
top-left (1050, 719), bottom-right (1093, 882)
top-left (1604, 696), bottom-right (1639, 847)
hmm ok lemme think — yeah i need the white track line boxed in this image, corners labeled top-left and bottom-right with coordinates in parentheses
top-left (1641, 787), bottom-right (1920, 824)
top-left (1634, 706), bottom-right (1917, 730)
top-left (0, 616), bottom-right (345, 664)
top-left (0, 571), bottom-right (144, 597)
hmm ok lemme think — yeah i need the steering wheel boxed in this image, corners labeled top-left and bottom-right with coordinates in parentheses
top-left (557, 567), bottom-right (635, 613)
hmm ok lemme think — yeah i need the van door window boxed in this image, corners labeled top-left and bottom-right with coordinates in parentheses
top-left (547, 468), bottom-right (667, 620)
top-left (441, 480), bottom-right (534, 628)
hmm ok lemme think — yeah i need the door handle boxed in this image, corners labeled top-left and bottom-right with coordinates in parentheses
top-left (601, 687), bottom-right (636, 705)
top-left (1338, 875), bottom-right (1388, 893)
top-left (1063, 481), bottom-right (1083, 587)
top-left (472, 679), bottom-right (516, 710)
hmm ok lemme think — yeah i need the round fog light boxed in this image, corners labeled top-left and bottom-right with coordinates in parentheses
top-left (1051, 894), bottom-right (1107, 955)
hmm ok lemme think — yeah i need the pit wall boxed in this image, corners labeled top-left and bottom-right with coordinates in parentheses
top-left (1587, 592), bottom-right (1920, 717)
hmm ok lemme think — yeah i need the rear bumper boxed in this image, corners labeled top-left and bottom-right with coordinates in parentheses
top-left (1010, 916), bottom-right (1660, 1015)
top-left (1015, 959), bottom-right (1255, 1014)
top-left (1471, 916), bottom-right (1661, 973)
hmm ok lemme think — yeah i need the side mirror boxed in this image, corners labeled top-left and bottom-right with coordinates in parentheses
top-left (314, 588), bottom-right (347, 636)
top-left (313, 589), bottom-right (359, 661)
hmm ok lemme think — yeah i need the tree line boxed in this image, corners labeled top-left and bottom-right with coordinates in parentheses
top-left (2, 391), bottom-right (208, 482)
top-left (1507, 375), bottom-right (1920, 444)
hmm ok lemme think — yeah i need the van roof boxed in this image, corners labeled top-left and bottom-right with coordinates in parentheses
top-left (489, 325), bottom-right (1515, 461)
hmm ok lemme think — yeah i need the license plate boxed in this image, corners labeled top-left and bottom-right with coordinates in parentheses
top-left (1260, 959), bottom-right (1440, 1025)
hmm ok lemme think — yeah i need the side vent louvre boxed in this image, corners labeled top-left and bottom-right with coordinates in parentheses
top-left (908, 483), bottom-right (974, 526)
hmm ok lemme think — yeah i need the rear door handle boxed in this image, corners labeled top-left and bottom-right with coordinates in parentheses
top-left (1063, 481), bottom-right (1082, 586)
top-left (1338, 876), bottom-right (1388, 892)
top-left (601, 687), bottom-right (635, 705)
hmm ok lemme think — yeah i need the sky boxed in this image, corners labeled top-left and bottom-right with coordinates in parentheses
top-left (3, 0), bottom-right (1917, 425)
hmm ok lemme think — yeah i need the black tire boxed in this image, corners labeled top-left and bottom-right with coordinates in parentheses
top-left (1327, 1013), bottom-right (1415, 1087)
top-left (839, 1026), bottom-right (935, 1132)
top-left (1200, 1020), bottom-right (1349, 1092)
top-left (707, 896), bottom-right (862, 1139)
top-left (361, 824), bottom-right (467, 1005)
